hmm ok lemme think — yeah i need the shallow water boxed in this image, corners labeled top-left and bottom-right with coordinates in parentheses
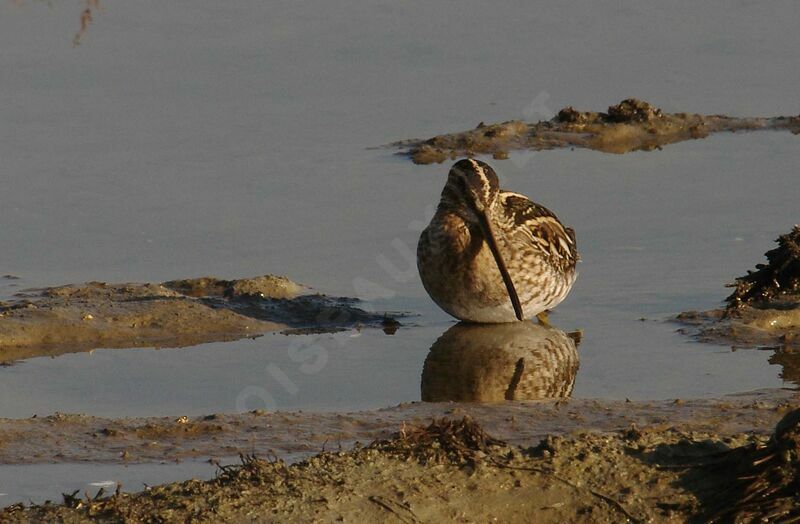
top-left (0, 0), bottom-right (799, 503)
top-left (0, 460), bottom-right (218, 506)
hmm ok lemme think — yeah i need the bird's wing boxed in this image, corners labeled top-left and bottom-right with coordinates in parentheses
top-left (499, 191), bottom-right (579, 264)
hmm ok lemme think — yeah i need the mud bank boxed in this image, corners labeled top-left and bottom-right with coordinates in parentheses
top-left (0, 389), bottom-right (792, 465)
top-left (391, 99), bottom-right (800, 164)
top-left (677, 227), bottom-right (800, 382)
top-left (0, 275), bottom-right (398, 363)
top-left (3, 393), bottom-right (799, 523)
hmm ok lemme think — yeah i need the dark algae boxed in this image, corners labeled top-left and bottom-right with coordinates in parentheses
top-left (726, 226), bottom-right (800, 310)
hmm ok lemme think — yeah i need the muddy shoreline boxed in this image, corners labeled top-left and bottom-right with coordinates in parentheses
top-left (2, 389), bottom-right (798, 522)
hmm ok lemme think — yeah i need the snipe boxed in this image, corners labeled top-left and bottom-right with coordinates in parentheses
top-left (417, 158), bottom-right (578, 323)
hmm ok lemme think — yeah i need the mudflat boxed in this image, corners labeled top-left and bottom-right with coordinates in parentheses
top-left (0, 275), bottom-right (399, 363)
top-left (2, 389), bottom-right (797, 522)
top-left (392, 99), bottom-right (800, 164)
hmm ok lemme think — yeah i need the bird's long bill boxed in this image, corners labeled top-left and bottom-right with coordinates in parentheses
top-left (477, 211), bottom-right (524, 321)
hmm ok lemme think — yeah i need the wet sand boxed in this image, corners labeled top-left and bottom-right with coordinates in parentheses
top-left (392, 99), bottom-right (800, 164)
top-left (2, 389), bottom-right (797, 522)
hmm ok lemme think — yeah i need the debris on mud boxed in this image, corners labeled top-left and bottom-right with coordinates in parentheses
top-left (6, 400), bottom-right (800, 523)
top-left (677, 226), bottom-right (800, 352)
top-left (726, 226), bottom-right (800, 310)
top-left (677, 408), bottom-right (800, 522)
top-left (390, 99), bottom-right (800, 163)
top-left (421, 322), bottom-right (579, 402)
top-left (0, 275), bottom-right (399, 362)
top-left (369, 416), bottom-right (505, 466)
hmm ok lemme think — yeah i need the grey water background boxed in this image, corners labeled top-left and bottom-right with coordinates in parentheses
top-left (1, 1), bottom-right (799, 420)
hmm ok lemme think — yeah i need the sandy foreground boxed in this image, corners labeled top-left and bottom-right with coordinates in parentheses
top-left (1, 388), bottom-right (798, 522)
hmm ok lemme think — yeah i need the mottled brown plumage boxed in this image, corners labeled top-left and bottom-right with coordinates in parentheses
top-left (417, 158), bottom-right (578, 322)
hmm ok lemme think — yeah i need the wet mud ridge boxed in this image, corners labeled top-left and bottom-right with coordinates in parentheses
top-left (389, 98), bottom-right (800, 164)
top-left (3, 392), bottom-right (799, 523)
top-left (677, 226), bottom-right (800, 383)
top-left (0, 389), bottom-right (791, 465)
top-left (0, 275), bottom-right (400, 363)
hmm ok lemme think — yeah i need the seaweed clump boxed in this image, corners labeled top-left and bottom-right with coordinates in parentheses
top-left (369, 417), bottom-right (505, 466)
top-left (697, 408), bottom-right (800, 522)
top-left (726, 226), bottom-right (800, 311)
top-left (213, 453), bottom-right (290, 487)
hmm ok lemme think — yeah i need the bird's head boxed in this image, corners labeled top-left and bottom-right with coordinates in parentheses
top-left (439, 158), bottom-right (524, 321)
top-left (442, 158), bottom-right (500, 217)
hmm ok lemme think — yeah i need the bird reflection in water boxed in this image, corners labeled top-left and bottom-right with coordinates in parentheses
top-left (421, 321), bottom-right (580, 402)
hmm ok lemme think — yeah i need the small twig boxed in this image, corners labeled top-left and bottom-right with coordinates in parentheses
top-left (367, 495), bottom-right (421, 524)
